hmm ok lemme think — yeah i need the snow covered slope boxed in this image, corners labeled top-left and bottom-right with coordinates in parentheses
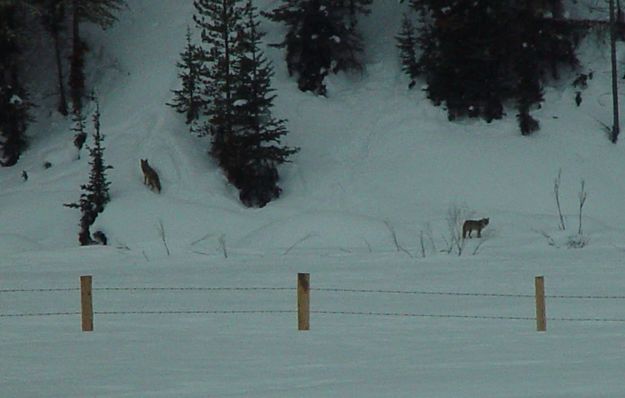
top-left (3, 1), bottom-right (625, 397)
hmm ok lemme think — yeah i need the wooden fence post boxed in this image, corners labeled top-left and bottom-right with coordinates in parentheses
top-left (298, 273), bottom-right (310, 331)
top-left (81, 275), bottom-right (93, 332)
top-left (535, 276), bottom-right (546, 332)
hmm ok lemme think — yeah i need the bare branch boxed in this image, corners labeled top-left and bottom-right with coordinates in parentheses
top-left (384, 220), bottom-right (413, 258)
top-left (554, 169), bottom-right (566, 231)
top-left (157, 219), bottom-right (170, 256)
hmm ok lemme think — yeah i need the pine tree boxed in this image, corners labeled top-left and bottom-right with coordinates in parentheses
top-left (0, 1), bottom-right (30, 167)
top-left (86, 99), bottom-right (112, 214)
top-left (339, 0), bottom-right (372, 26)
top-left (396, 12), bottom-right (419, 89)
top-left (64, 187), bottom-right (97, 245)
top-left (168, 26), bottom-right (206, 135)
top-left (264, 0), bottom-right (371, 95)
top-left (74, 0), bottom-right (126, 27)
top-left (230, 0), bottom-right (299, 207)
top-left (180, 0), bottom-right (298, 207)
top-left (72, 107), bottom-right (87, 155)
top-left (64, 98), bottom-right (112, 245)
top-left (193, 0), bottom-right (242, 156)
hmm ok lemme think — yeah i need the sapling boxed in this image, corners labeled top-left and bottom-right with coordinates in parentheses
top-left (578, 179), bottom-right (587, 235)
top-left (554, 169), bottom-right (566, 230)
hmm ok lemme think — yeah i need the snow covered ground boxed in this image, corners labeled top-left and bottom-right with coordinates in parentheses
top-left (3, 1), bottom-right (625, 396)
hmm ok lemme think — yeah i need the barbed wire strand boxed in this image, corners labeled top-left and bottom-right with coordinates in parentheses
top-left (313, 288), bottom-right (534, 298)
top-left (312, 311), bottom-right (625, 323)
top-left (547, 294), bottom-right (625, 300)
top-left (94, 310), bottom-right (296, 315)
top-left (3, 309), bottom-right (625, 323)
top-left (0, 288), bottom-right (80, 293)
top-left (93, 287), bottom-right (296, 292)
top-left (312, 310), bottom-right (534, 320)
top-left (313, 288), bottom-right (625, 300)
top-left (0, 312), bottom-right (80, 318)
top-left (3, 286), bottom-right (625, 301)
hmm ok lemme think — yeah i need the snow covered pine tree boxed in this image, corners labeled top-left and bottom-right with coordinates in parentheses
top-left (187, 0), bottom-right (298, 207)
top-left (264, 0), bottom-right (371, 95)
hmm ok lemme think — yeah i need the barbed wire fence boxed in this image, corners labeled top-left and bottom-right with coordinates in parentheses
top-left (3, 274), bottom-right (625, 329)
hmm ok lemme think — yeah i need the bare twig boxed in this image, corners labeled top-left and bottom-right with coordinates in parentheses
top-left (578, 179), bottom-right (587, 235)
top-left (158, 219), bottom-right (170, 256)
top-left (472, 239), bottom-right (486, 256)
top-left (284, 233), bottom-right (314, 255)
top-left (218, 234), bottom-right (228, 259)
top-left (554, 169), bottom-right (566, 231)
top-left (384, 220), bottom-right (413, 258)
top-left (363, 239), bottom-right (372, 253)
top-left (453, 234), bottom-right (464, 256)
top-left (533, 229), bottom-right (559, 248)
top-left (425, 223), bottom-right (437, 253)
top-left (191, 232), bottom-right (213, 246)
top-left (447, 205), bottom-right (465, 256)
top-left (441, 234), bottom-right (452, 254)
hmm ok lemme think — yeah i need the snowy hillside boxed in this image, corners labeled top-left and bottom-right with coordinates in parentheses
top-left (3, 1), bottom-right (625, 397)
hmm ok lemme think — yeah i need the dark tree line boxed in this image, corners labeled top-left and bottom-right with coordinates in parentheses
top-left (0, 1), bottom-right (30, 166)
top-left (398, 0), bottom-right (582, 135)
top-left (0, 0), bottom-right (125, 167)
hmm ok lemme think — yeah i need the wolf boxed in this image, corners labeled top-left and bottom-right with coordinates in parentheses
top-left (140, 159), bottom-right (161, 193)
top-left (462, 218), bottom-right (489, 239)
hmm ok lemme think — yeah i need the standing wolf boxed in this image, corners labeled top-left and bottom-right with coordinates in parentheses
top-left (140, 159), bottom-right (161, 193)
top-left (462, 218), bottom-right (489, 239)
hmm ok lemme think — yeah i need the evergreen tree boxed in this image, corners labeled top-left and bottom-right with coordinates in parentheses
top-left (264, 0), bottom-right (371, 95)
top-left (179, 0), bottom-right (298, 207)
top-left (192, 0), bottom-right (242, 168)
top-left (339, 0), bottom-right (372, 26)
top-left (0, 1), bottom-right (30, 167)
top-left (72, 107), bottom-right (87, 155)
top-left (396, 12), bottom-right (419, 89)
top-left (168, 26), bottom-right (206, 135)
top-left (74, 0), bottom-right (126, 27)
top-left (86, 99), bottom-right (112, 214)
top-left (64, 98), bottom-right (112, 245)
top-left (230, 0), bottom-right (299, 207)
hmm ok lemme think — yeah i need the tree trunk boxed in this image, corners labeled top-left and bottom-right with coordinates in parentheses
top-left (52, 27), bottom-right (68, 116)
top-left (610, 0), bottom-right (620, 143)
top-left (69, 0), bottom-right (84, 113)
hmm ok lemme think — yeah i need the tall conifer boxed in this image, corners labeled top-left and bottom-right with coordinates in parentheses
top-left (396, 12), bottom-right (419, 89)
top-left (264, 0), bottom-right (371, 95)
top-left (64, 98), bottom-right (112, 245)
top-left (169, 26), bottom-right (206, 135)
top-left (193, 0), bottom-right (241, 157)
top-left (231, 0), bottom-right (299, 207)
